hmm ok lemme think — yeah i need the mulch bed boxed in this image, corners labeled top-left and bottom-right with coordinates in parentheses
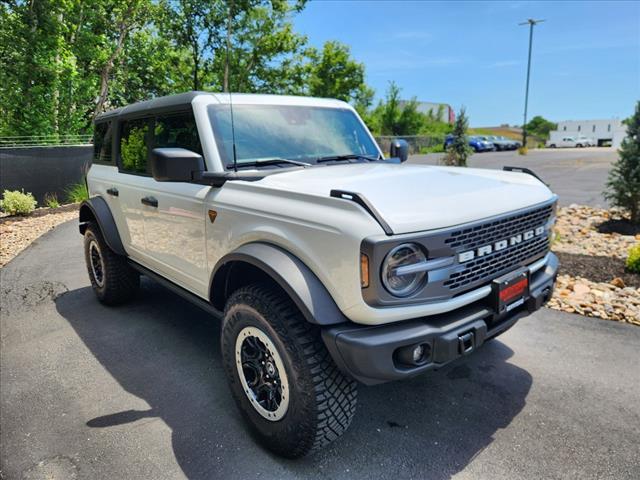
top-left (597, 218), bottom-right (640, 236)
top-left (556, 251), bottom-right (640, 288)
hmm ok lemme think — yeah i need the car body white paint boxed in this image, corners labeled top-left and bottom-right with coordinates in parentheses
top-left (87, 93), bottom-right (555, 326)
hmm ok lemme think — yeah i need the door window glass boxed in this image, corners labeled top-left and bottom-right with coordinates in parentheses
top-left (153, 112), bottom-right (202, 155)
top-left (120, 118), bottom-right (150, 174)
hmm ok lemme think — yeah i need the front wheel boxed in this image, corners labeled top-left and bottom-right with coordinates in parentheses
top-left (221, 284), bottom-right (357, 458)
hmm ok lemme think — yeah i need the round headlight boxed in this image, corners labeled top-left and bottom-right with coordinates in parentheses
top-left (381, 243), bottom-right (427, 297)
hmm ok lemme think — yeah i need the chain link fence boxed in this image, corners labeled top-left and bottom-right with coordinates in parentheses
top-left (374, 135), bottom-right (446, 155)
top-left (0, 135), bottom-right (92, 148)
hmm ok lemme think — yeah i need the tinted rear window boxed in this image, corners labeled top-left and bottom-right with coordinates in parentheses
top-left (119, 118), bottom-right (150, 174)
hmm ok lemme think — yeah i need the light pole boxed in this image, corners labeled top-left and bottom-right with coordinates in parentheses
top-left (519, 18), bottom-right (544, 148)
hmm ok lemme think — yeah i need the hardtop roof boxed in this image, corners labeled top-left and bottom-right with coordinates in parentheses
top-left (94, 91), bottom-right (350, 123)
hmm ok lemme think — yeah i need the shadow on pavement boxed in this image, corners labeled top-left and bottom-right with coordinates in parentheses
top-left (56, 281), bottom-right (532, 479)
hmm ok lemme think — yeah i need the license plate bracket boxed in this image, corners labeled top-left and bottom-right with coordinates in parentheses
top-left (491, 267), bottom-right (529, 315)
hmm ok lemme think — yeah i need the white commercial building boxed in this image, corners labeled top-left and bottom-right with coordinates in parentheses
top-left (549, 118), bottom-right (627, 148)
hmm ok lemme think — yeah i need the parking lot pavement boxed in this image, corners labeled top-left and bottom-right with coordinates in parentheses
top-left (409, 147), bottom-right (617, 207)
top-left (2, 221), bottom-right (639, 480)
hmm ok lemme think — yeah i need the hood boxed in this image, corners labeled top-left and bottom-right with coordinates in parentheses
top-left (254, 163), bottom-right (555, 234)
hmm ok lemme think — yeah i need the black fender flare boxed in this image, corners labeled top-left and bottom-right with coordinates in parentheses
top-left (211, 243), bottom-right (348, 326)
top-left (78, 197), bottom-right (127, 256)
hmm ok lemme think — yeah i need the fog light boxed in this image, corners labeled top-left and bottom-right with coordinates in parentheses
top-left (412, 345), bottom-right (425, 363)
top-left (395, 342), bottom-right (431, 366)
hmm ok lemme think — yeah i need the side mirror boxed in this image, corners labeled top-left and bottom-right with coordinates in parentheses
top-left (151, 148), bottom-right (205, 182)
top-left (389, 138), bottom-right (409, 163)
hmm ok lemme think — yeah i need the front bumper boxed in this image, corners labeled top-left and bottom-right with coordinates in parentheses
top-left (321, 253), bottom-right (558, 385)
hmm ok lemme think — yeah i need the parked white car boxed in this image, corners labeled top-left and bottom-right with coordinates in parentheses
top-left (80, 92), bottom-right (558, 458)
top-left (547, 136), bottom-right (594, 148)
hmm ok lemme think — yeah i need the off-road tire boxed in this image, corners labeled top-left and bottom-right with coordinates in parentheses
top-left (221, 284), bottom-right (357, 458)
top-left (84, 222), bottom-right (139, 305)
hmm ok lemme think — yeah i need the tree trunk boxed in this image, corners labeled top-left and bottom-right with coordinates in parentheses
top-left (93, 22), bottom-right (129, 119)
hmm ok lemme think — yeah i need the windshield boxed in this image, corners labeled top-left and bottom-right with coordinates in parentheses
top-left (208, 104), bottom-right (379, 167)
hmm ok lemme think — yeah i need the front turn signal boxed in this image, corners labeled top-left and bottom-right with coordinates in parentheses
top-left (360, 253), bottom-right (370, 288)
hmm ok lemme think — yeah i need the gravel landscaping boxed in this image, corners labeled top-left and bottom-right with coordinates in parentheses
top-left (548, 275), bottom-right (640, 326)
top-left (551, 204), bottom-right (639, 325)
top-left (0, 204), bottom-right (78, 267)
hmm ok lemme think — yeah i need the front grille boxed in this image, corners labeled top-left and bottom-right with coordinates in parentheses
top-left (443, 203), bottom-right (554, 291)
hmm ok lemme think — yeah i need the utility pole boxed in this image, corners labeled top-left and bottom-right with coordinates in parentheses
top-left (519, 18), bottom-right (545, 148)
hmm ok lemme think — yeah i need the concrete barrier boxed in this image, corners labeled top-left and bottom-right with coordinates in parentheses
top-left (0, 146), bottom-right (92, 204)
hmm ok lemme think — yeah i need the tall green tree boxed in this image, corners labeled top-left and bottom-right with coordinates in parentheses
top-left (443, 106), bottom-right (471, 166)
top-left (604, 102), bottom-right (640, 223)
top-left (0, 0), bottom-right (379, 138)
top-left (525, 115), bottom-right (557, 139)
top-left (204, 0), bottom-right (308, 93)
top-left (160, 0), bottom-right (211, 91)
top-left (370, 81), bottom-right (425, 136)
top-left (307, 41), bottom-right (366, 102)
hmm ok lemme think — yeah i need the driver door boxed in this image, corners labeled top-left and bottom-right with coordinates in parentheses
top-left (141, 111), bottom-right (210, 295)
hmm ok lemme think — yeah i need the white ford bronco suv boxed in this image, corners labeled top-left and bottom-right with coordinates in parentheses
top-left (80, 92), bottom-right (558, 458)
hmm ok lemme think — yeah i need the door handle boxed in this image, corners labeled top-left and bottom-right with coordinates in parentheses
top-left (106, 187), bottom-right (119, 197)
top-left (141, 196), bottom-right (158, 208)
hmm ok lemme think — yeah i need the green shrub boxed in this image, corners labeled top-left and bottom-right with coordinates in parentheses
top-left (604, 101), bottom-right (640, 224)
top-left (518, 146), bottom-right (529, 155)
top-left (44, 193), bottom-right (60, 209)
top-left (66, 182), bottom-right (89, 203)
top-left (419, 144), bottom-right (445, 154)
top-left (626, 243), bottom-right (640, 273)
top-left (0, 189), bottom-right (37, 216)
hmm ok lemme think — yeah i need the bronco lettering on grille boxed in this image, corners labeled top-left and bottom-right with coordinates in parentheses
top-left (457, 226), bottom-right (546, 263)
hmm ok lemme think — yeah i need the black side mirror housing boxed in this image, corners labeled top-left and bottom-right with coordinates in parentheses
top-left (389, 138), bottom-right (409, 163)
top-left (151, 148), bottom-right (205, 182)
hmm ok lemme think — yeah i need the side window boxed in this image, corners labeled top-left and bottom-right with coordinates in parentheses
top-left (153, 112), bottom-right (202, 155)
top-left (93, 121), bottom-right (113, 164)
top-left (120, 118), bottom-right (150, 174)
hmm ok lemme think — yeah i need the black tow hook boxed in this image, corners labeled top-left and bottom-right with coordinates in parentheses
top-left (458, 332), bottom-right (475, 355)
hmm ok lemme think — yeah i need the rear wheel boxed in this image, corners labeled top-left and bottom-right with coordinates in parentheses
top-left (84, 222), bottom-right (139, 305)
top-left (221, 284), bottom-right (357, 458)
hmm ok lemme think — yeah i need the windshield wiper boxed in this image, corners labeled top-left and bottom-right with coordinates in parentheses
top-left (227, 158), bottom-right (311, 169)
top-left (316, 154), bottom-right (380, 163)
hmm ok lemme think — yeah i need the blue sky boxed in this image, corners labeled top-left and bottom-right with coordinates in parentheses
top-left (294, 0), bottom-right (640, 126)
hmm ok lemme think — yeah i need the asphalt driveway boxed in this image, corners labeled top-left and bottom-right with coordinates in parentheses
top-left (409, 147), bottom-right (617, 207)
top-left (1, 221), bottom-right (639, 480)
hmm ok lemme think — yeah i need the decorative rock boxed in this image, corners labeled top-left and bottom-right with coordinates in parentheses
top-left (610, 277), bottom-right (626, 288)
top-left (552, 205), bottom-right (637, 260)
top-left (550, 274), bottom-right (640, 326)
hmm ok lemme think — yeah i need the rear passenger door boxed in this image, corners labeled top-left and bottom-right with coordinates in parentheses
top-left (141, 111), bottom-right (209, 295)
top-left (115, 117), bottom-right (153, 259)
